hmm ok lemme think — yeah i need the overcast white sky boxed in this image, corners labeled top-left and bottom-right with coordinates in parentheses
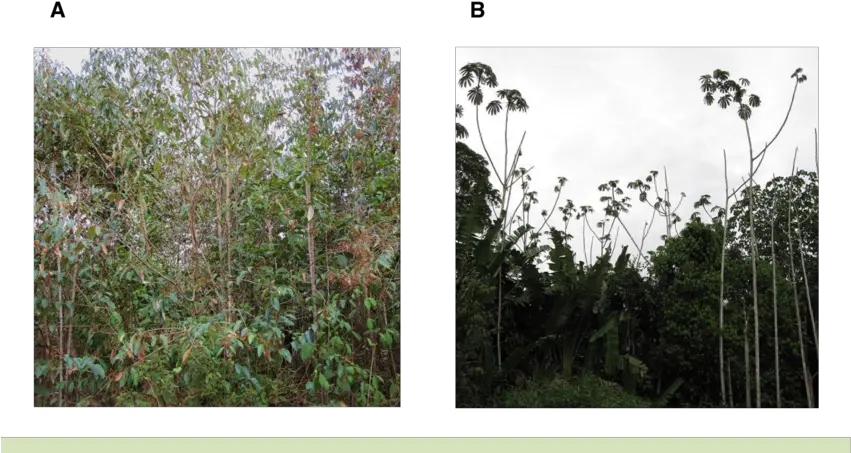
top-left (48, 48), bottom-right (400, 103)
top-left (456, 47), bottom-right (818, 264)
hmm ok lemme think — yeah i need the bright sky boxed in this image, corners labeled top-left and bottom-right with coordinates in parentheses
top-left (456, 47), bottom-right (818, 264)
top-left (42, 47), bottom-right (399, 110)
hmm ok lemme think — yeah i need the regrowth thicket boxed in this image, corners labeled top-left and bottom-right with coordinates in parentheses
top-left (34, 48), bottom-right (400, 407)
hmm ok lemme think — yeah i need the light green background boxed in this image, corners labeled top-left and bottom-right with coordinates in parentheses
top-left (2, 438), bottom-right (849, 453)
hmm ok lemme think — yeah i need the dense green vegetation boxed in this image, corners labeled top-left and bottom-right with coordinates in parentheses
top-left (455, 63), bottom-right (818, 408)
top-left (34, 48), bottom-right (400, 406)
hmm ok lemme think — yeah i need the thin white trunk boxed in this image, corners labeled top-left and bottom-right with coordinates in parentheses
top-left (787, 150), bottom-right (813, 407)
top-left (745, 120), bottom-right (761, 408)
top-left (771, 214), bottom-right (781, 407)
top-left (719, 150), bottom-right (729, 406)
top-left (744, 305), bottom-right (751, 408)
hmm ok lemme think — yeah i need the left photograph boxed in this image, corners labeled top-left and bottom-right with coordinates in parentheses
top-left (33, 48), bottom-right (400, 407)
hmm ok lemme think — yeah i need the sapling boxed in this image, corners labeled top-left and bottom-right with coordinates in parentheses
top-left (459, 63), bottom-right (565, 370)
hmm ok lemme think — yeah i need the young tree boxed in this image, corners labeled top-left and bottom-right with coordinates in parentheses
top-left (458, 63), bottom-right (565, 370)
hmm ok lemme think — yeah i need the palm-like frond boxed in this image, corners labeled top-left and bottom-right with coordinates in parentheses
top-left (458, 62), bottom-right (499, 88)
top-left (699, 75), bottom-right (714, 93)
top-left (486, 100), bottom-right (503, 116)
top-left (712, 69), bottom-right (730, 80)
top-left (467, 86), bottom-right (483, 106)
top-left (738, 103), bottom-right (752, 121)
top-left (455, 123), bottom-right (469, 140)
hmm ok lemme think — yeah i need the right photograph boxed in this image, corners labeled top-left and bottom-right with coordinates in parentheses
top-left (455, 47), bottom-right (818, 408)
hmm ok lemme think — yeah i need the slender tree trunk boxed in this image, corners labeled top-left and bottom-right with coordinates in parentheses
top-left (305, 91), bottom-right (319, 323)
top-left (497, 277), bottom-right (503, 370)
top-left (771, 215), bottom-right (781, 407)
top-left (744, 120), bottom-right (761, 408)
top-left (213, 153), bottom-right (225, 313)
top-left (67, 262), bottom-right (78, 361)
top-left (52, 166), bottom-right (64, 408)
top-left (789, 146), bottom-right (818, 357)
top-left (796, 228), bottom-right (818, 357)
top-left (67, 167), bottom-right (81, 367)
top-left (787, 162), bottom-right (813, 408)
top-left (187, 187), bottom-right (200, 299)
top-left (306, 182), bottom-right (318, 299)
top-left (727, 356), bottom-right (734, 407)
top-left (719, 150), bottom-right (729, 406)
top-left (224, 147), bottom-right (234, 323)
top-left (495, 110), bottom-right (513, 371)
top-left (663, 167), bottom-right (672, 239)
top-left (56, 242), bottom-right (63, 408)
top-left (744, 304), bottom-right (751, 408)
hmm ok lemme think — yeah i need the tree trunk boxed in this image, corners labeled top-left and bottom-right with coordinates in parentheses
top-left (787, 177), bottom-right (813, 408)
top-left (305, 87), bottom-right (319, 323)
top-left (663, 167), bottom-right (672, 240)
top-left (744, 120), bottom-right (761, 408)
top-left (744, 304), bottom-right (751, 408)
top-left (224, 147), bottom-right (234, 323)
top-left (796, 228), bottom-right (818, 357)
top-left (719, 150), bottom-right (729, 406)
top-left (726, 356), bottom-right (734, 407)
top-left (56, 243), bottom-right (63, 408)
top-left (771, 215), bottom-right (781, 407)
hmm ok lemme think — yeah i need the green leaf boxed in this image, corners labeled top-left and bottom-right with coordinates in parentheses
top-left (279, 348), bottom-right (293, 363)
top-left (236, 270), bottom-right (248, 286)
top-left (299, 343), bottom-right (315, 361)
top-left (91, 364), bottom-right (105, 379)
top-left (378, 250), bottom-right (393, 269)
top-left (257, 344), bottom-right (264, 358)
top-left (318, 374), bottom-right (329, 390)
top-left (335, 254), bottom-right (349, 267)
top-left (251, 377), bottom-right (262, 393)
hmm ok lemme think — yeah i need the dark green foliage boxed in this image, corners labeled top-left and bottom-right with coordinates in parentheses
top-left (502, 375), bottom-right (652, 408)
